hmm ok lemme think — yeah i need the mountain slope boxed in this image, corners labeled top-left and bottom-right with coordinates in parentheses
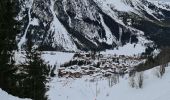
top-left (16, 0), bottom-right (170, 52)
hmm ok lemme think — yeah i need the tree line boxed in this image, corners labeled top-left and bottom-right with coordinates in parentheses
top-left (0, 0), bottom-right (53, 100)
top-left (136, 47), bottom-right (170, 72)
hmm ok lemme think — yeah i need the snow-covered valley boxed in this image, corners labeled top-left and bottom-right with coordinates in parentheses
top-left (43, 51), bottom-right (170, 100)
top-left (2, 64), bottom-right (170, 100)
top-left (1, 50), bottom-right (168, 100)
top-left (1, 0), bottom-right (170, 100)
top-left (47, 65), bottom-right (170, 100)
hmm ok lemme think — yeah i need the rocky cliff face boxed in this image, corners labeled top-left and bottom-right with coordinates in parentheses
top-left (16, 0), bottom-right (170, 52)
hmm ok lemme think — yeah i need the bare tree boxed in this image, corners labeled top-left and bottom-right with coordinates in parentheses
top-left (129, 71), bottom-right (144, 88)
top-left (155, 65), bottom-right (166, 78)
top-left (108, 74), bottom-right (119, 87)
top-left (129, 72), bottom-right (136, 88)
top-left (137, 72), bottom-right (144, 88)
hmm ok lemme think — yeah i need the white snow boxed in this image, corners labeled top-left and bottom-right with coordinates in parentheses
top-left (47, 65), bottom-right (170, 100)
top-left (17, 0), bottom-right (78, 51)
top-left (94, 0), bottom-right (133, 26)
top-left (95, 0), bottom-right (133, 12)
top-left (137, 0), bottom-right (161, 21)
top-left (99, 14), bottom-right (117, 45)
top-left (101, 43), bottom-right (146, 56)
top-left (14, 51), bottom-right (74, 66)
top-left (49, 0), bottom-right (77, 51)
top-left (12, 0), bottom-right (170, 99)
top-left (12, 50), bottom-right (170, 100)
top-left (95, 0), bottom-right (165, 24)
top-left (41, 51), bottom-right (75, 66)
top-left (14, 51), bottom-right (26, 65)
top-left (17, 0), bottom-right (34, 51)
top-left (30, 18), bottom-right (39, 26)
top-left (0, 89), bottom-right (30, 100)
top-left (150, 0), bottom-right (170, 11)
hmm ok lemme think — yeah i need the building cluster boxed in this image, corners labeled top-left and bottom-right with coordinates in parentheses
top-left (58, 52), bottom-right (144, 78)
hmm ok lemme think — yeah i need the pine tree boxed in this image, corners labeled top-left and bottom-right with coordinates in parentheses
top-left (23, 32), bottom-right (50, 100)
top-left (0, 0), bottom-right (19, 65)
top-left (0, 1), bottom-right (51, 99)
top-left (0, 0), bottom-right (20, 89)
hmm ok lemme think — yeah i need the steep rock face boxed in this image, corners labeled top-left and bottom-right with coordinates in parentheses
top-left (17, 0), bottom-right (77, 51)
top-left (16, 0), bottom-right (170, 51)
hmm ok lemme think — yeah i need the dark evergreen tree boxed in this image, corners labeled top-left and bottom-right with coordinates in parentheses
top-left (0, 0), bottom-right (20, 91)
top-left (22, 32), bottom-right (50, 100)
top-left (0, 0), bottom-right (19, 66)
top-left (0, 1), bottom-right (51, 99)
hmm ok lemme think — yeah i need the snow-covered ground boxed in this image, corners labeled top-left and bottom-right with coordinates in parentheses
top-left (101, 43), bottom-right (146, 56)
top-left (0, 89), bottom-right (30, 100)
top-left (47, 65), bottom-right (170, 100)
top-left (14, 51), bottom-right (75, 66)
top-left (41, 51), bottom-right (75, 66)
top-left (13, 51), bottom-right (169, 100)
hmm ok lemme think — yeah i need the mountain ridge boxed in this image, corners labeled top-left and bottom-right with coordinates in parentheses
top-left (16, 0), bottom-right (170, 52)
